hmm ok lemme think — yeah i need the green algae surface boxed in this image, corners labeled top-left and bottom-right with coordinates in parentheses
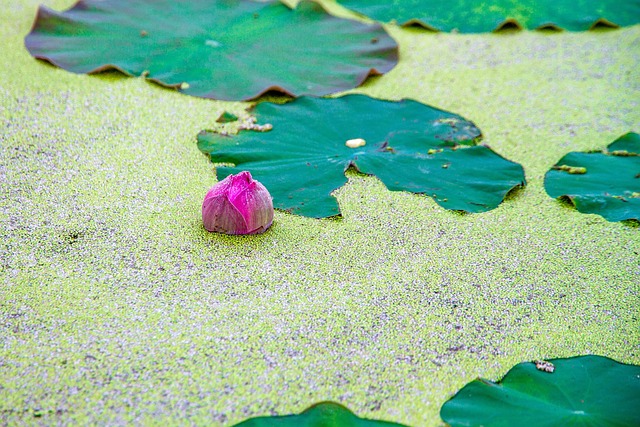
top-left (1, 0), bottom-right (639, 426)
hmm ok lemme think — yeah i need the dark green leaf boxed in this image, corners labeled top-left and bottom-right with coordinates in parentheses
top-left (338, 0), bottom-right (640, 32)
top-left (198, 95), bottom-right (525, 218)
top-left (216, 111), bottom-right (239, 124)
top-left (440, 355), bottom-right (640, 427)
top-left (544, 132), bottom-right (640, 222)
top-left (25, 0), bottom-right (397, 101)
top-left (231, 401), bottom-right (408, 427)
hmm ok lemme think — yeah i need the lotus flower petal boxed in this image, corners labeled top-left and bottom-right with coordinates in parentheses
top-left (202, 171), bottom-right (273, 235)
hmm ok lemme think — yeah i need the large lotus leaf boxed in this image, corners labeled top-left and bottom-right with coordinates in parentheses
top-left (337, 0), bottom-right (640, 32)
top-left (232, 401), bottom-right (407, 427)
top-left (544, 132), bottom-right (640, 222)
top-left (198, 95), bottom-right (525, 218)
top-left (24, 0), bottom-right (397, 101)
top-left (440, 355), bottom-right (640, 427)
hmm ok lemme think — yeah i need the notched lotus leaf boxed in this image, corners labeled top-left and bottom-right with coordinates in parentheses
top-left (338, 0), bottom-right (640, 32)
top-left (198, 95), bottom-right (525, 218)
top-left (25, 0), bottom-right (398, 101)
top-left (440, 355), bottom-right (640, 427)
top-left (231, 401), bottom-right (408, 427)
top-left (544, 132), bottom-right (640, 222)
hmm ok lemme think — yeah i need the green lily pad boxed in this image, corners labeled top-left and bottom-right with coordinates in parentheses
top-left (198, 95), bottom-right (525, 218)
top-left (440, 355), bottom-right (640, 427)
top-left (216, 111), bottom-right (239, 124)
top-left (544, 132), bottom-right (640, 222)
top-left (24, 0), bottom-right (397, 101)
top-left (337, 0), bottom-right (640, 32)
top-left (231, 401), bottom-right (407, 427)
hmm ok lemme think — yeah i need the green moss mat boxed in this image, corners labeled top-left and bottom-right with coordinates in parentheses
top-left (1, 0), bottom-right (639, 425)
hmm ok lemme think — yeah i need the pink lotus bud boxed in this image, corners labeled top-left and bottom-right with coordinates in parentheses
top-left (202, 171), bottom-right (274, 235)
